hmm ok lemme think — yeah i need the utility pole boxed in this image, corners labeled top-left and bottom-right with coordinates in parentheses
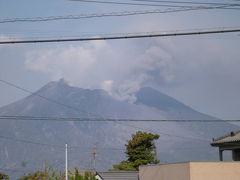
top-left (65, 144), bottom-right (68, 180)
top-left (92, 146), bottom-right (96, 171)
top-left (91, 144), bottom-right (97, 171)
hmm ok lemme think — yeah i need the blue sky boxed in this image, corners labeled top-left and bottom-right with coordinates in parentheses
top-left (0, 0), bottom-right (240, 119)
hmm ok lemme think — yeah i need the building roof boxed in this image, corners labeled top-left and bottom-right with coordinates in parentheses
top-left (96, 171), bottom-right (138, 180)
top-left (211, 130), bottom-right (240, 146)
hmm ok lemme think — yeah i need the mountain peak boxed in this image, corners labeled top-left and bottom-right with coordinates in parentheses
top-left (38, 78), bottom-right (69, 90)
top-left (0, 81), bottom-right (236, 178)
top-left (58, 78), bottom-right (68, 85)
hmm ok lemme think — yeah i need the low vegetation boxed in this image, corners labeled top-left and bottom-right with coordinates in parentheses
top-left (17, 166), bottom-right (96, 180)
top-left (0, 173), bottom-right (9, 180)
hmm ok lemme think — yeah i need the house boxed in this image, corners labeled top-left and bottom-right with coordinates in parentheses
top-left (95, 171), bottom-right (138, 180)
top-left (139, 162), bottom-right (240, 180)
top-left (211, 130), bottom-right (240, 161)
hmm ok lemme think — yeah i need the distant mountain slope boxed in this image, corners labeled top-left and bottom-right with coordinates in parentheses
top-left (136, 87), bottom-right (192, 111)
top-left (0, 80), bottom-right (166, 119)
top-left (136, 87), bottom-right (217, 120)
top-left (0, 80), bottom-right (238, 178)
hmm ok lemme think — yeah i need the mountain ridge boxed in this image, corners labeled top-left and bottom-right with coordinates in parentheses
top-left (0, 80), bottom-right (238, 178)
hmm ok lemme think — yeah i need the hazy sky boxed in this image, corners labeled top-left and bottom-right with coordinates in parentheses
top-left (0, 0), bottom-right (240, 119)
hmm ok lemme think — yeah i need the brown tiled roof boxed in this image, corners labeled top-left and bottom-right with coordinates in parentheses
top-left (211, 130), bottom-right (240, 146)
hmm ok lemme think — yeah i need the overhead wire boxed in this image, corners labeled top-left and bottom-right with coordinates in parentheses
top-left (0, 116), bottom-right (212, 142)
top-left (2, 133), bottom-right (209, 154)
top-left (0, 135), bottom-right (64, 148)
top-left (0, 115), bottom-right (240, 122)
top-left (130, 0), bottom-right (240, 9)
top-left (0, 2), bottom-right (237, 171)
top-left (115, 121), bottom-right (210, 142)
top-left (0, 168), bottom-right (27, 173)
top-left (0, 134), bottom-right (126, 151)
top-left (70, 0), bottom-right (203, 7)
top-left (0, 79), bottom-right (213, 142)
top-left (0, 8), bottom-right (197, 23)
top-left (70, 0), bottom-right (240, 8)
top-left (1, 2), bottom-right (235, 170)
top-left (0, 27), bottom-right (239, 44)
top-left (0, 133), bottom-right (210, 154)
top-left (1, 26), bottom-right (239, 41)
top-left (0, 136), bottom-right (131, 173)
top-left (1, 4), bottom-right (240, 24)
top-left (129, 0), bottom-right (240, 6)
top-left (0, 79), bottom-right (99, 118)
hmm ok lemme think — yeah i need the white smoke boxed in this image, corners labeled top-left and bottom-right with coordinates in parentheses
top-left (25, 40), bottom-right (174, 102)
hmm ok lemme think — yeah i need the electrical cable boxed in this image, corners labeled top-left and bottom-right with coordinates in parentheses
top-left (70, 0), bottom-right (202, 8)
top-left (0, 79), bottom-right (221, 142)
top-left (70, 0), bottom-right (240, 8)
top-left (129, 0), bottom-right (240, 6)
top-left (0, 28), bottom-right (239, 44)
top-left (1, 26), bottom-right (240, 40)
top-left (0, 135), bottom-right (64, 148)
top-left (0, 115), bottom-right (240, 122)
top-left (0, 79), bottom-right (99, 118)
top-left (0, 8), bottom-right (197, 23)
top-left (0, 168), bottom-right (26, 173)
top-left (0, 134), bottom-right (126, 150)
top-left (0, 116), bottom-right (211, 142)
top-left (1, 4), bottom-right (239, 24)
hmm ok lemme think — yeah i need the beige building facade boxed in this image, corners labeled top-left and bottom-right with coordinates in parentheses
top-left (139, 162), bottom-right (240, 180)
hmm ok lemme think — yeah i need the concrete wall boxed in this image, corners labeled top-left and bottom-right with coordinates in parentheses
top-left (139, 162), bottom-right (240, 180)
top-left (190, 162), bottom-right (240, 180)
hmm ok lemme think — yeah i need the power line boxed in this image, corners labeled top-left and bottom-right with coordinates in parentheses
top-left (1, 133), bottom-right (205, 152)
top-left (133, 1), bottom-right (240, 9)
top-left (0, 115), bottom-right (240, 122)
top-left (0, 8), bottom-right (199, 23)
top-left (0, 79), bottom-right (164, 140)
top-left (0, 114), bottom-right (213, 142)
top-left (115, 121), bottom-right (210, 142)
top-left (0, 134), bottom-right (126, 150)
top-left (129, 0), bottom-right (240, 6)
top-left (0, 80), bottom-right (213, 157)
top-left (0, 135), bottom-right (64, 148)
top-left (70, 0), bottom-right (240, 8)
top-left (0, 115), bottom-right (234, 142)
top-left (1, 26), bottom-right (239, 40)
top-left (0, 78), bottom-right (234, 143)
top-left (0, 134), bottom-right (124, 152)
top-left (0, 79), bottom-right (98, 118)
top-left (0, 28), bottom-right (239, 44)
top-left (0, 168), bottom-right (26, 173)
top-left (70, 0), bottom-right (200, 7)
top-left (0, 7), bottom-right (213, 24)
top-left (0, 79), bottom-right (222, 142)
top-left (1, 4), bottom-right (239, 24)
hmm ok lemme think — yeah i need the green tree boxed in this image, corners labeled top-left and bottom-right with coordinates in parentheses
top-left (112, 131), bottom-right (160, 171)
top-left (0, 173), bottom-right (9, 180)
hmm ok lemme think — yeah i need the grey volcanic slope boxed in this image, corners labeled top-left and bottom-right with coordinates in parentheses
top-left (136, 87), bottom-right (217, 120)
top-left (0, 80), bottom-right (238, 178)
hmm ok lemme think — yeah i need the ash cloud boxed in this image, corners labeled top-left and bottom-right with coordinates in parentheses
top-left (25, 40), bottom-right (175, 102)
top-left (24, 36), bottom-right (240, 119)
